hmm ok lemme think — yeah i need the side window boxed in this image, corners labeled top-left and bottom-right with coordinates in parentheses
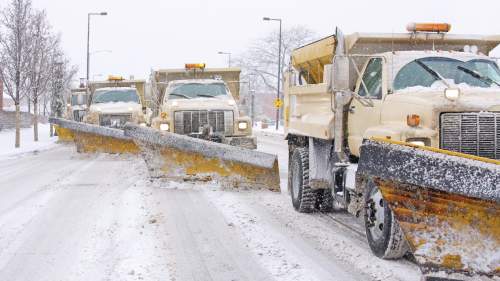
top-left (358, 58), bottom-right (383, 99)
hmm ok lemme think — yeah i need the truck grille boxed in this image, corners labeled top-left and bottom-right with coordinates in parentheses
top-left (174, 110), bottom-right (233, 135)
top-left (99, 114), bottom-right (132, 128)
top-left (440, 112), bottom-right (500, 159)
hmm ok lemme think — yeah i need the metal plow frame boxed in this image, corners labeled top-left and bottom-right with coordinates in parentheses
top-left (49, 118), bottom-right (280, 191)
top-left (357, 138), bottom-right (499, 280)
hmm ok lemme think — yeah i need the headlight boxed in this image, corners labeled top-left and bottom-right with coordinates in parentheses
top-left (238, 121), bottom-right (248, 130)
top-left (228, 100), bottom-right (236, 106)
top-left (406, 138), bottom-right (429, 146)
top-left (444, 88), bottom-right (460, 101)
top-left (160, 123), bottom-right (170, 131)
top-left (408, 140), bottom-right (425, 146)
top-left (128, 107), bottom-right (134, 111)
top-left (139, 122), bottom-right (147, 127)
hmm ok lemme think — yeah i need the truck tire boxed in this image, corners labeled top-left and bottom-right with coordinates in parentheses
top-left (364, 179), bottom-right (408, 259)
top-left (289, 147), bottom-right (318, 213)
top-left (317, 189), bottom-right (334, 213)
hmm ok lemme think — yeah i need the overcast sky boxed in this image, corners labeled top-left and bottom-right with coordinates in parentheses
top-left (3, 0), bottom-right (499, 81)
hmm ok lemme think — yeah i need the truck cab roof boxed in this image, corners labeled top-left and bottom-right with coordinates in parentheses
top-left (168, 79), bottom-right (227, 85)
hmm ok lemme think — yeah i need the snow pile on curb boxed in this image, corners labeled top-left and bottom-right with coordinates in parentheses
top-left (0, 123), bottom-right (57, 159)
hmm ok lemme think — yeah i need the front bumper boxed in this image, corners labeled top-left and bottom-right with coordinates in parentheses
top-left (184, 133), bottom-right (257, 149)
top-left (223, 136), bottom-right (257, 150)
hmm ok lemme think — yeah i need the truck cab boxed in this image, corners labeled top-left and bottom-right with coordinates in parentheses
top-left (151, 65), bottom-right (256, 149)
top-left (66, 88), bottom-right (89, 122)
top-left (347, 51), bottom-right (500, 157)
top-left (84, 76), bottom-right (150, 128)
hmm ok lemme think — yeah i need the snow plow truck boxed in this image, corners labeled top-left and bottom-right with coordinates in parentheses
top-left (284, 23), bottom-right (500, 280)
top-left (150, 64), bottom-right (256, 149)
top-left (65, 86), bottom-right (89, 122)
top-left (83, 76), bottom-right (150, 128)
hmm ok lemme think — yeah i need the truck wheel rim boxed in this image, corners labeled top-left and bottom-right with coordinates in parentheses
top-left (292, 162), bottom-right (301, 200)
top-left (367, 186), bottom-right (385, 240)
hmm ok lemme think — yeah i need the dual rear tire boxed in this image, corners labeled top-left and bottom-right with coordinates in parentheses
top-left (289, 146), bottom-right (407, 259)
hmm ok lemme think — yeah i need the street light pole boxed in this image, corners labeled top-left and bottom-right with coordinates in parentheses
top-left (86, 12), bottom-right (107, 84)
top-left (263, 17), bottom-right (282, 130)
top-left (217, 51), bottom-right (232, 67)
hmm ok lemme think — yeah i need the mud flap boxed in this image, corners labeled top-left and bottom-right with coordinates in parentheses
top-left (124, 124), bottom-right (280, 191)
top-left (357, 139), bottom-right (499, 279)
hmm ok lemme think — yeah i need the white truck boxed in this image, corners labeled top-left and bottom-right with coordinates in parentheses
top-left (84, 76), bottom-right (150, 128)
top-left (151, 65), bottom-right (256, 149)
top-left (284, 23), bottom-right (500, 264)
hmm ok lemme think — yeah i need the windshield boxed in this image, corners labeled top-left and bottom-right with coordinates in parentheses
top-left (394, 57), bottom-right (500, 91)
top-left (167, 83), bottom-right (228, 100)
top-left (92, 89), bottom-right (140, 104)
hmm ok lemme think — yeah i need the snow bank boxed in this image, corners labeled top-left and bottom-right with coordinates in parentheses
top-left (0, 123), bottom-right (57, 159)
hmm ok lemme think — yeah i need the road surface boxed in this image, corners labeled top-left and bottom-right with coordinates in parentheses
top-left (0, 132), bottom-right (420, 281)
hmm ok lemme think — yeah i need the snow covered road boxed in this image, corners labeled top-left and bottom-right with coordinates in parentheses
top-left (0, 133), bottom-right (421, 281)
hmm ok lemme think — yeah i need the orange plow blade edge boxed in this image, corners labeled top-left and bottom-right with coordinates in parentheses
top-left (357, 139), bottom-right (499, 280)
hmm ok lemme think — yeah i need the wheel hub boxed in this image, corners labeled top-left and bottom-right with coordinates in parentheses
top-left (366, 187), bottom-right (385, 240)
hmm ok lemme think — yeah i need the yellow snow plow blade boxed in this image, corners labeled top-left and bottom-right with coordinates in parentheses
top-left (124, 124), bottom-right (280, 191)
top-left (49, 118), bottom-right (280, 191)
top-left (50, 118), bottom-right (140, 154)
top-left (357, 139), bottom-right (500, 280)
top-left (54, 125), bottom-right (75, 142)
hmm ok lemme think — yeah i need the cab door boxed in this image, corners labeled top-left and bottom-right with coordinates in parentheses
top-left (347, 57), bottom-right (386, 156)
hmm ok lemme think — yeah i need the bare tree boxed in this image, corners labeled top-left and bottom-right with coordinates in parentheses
top-left (0, 0), bottom-right (34, 148)
top-left (235, 26), bottom-right (316, 93)
top-left (47, 51), bottom-right (77, 120)
top-left (27, 10), bottom-right (57, 141)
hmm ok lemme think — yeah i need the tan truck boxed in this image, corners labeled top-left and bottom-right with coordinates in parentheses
top-left (151, 64), bottom-right (256, 149)
top-left (83, 76), bottom-right (150, 128)
top-left (284, 24), bottom-right (500, 261)
top-left (65, 87), bottom-right (89, 122)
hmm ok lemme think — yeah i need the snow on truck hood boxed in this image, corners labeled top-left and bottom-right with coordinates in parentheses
top-left (89, 102), bottom-right (142, 114)
top-left (387, 86), bottom-right (500, 112)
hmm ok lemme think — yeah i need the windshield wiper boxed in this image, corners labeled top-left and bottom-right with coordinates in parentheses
top-left (457, 65), bottom-right (500, 87)
top-left (169, 93), bottom-right (191, 99)
top-left (415, 60), bottom-right (452, 87)
top-left (196, 94), bottom-right (216, 98)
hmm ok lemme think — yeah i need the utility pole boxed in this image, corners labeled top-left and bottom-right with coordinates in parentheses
top-left (86, 12), bottom-right (107, 84)
top-left (263, 17), bottom-right (282, 130)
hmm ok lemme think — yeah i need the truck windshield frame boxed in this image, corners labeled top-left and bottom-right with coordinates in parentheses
top-left (393, 57), bottom-right (500, 91)
top-left (166, 82), bottom-right (229, 100)
top-left (92, 89), bottom-right (140, 104)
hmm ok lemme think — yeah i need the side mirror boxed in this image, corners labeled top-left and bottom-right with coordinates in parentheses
top-left (332, 55), bottom-right (350, 92)
top-left (331, 27), bottom-right (350, 92)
